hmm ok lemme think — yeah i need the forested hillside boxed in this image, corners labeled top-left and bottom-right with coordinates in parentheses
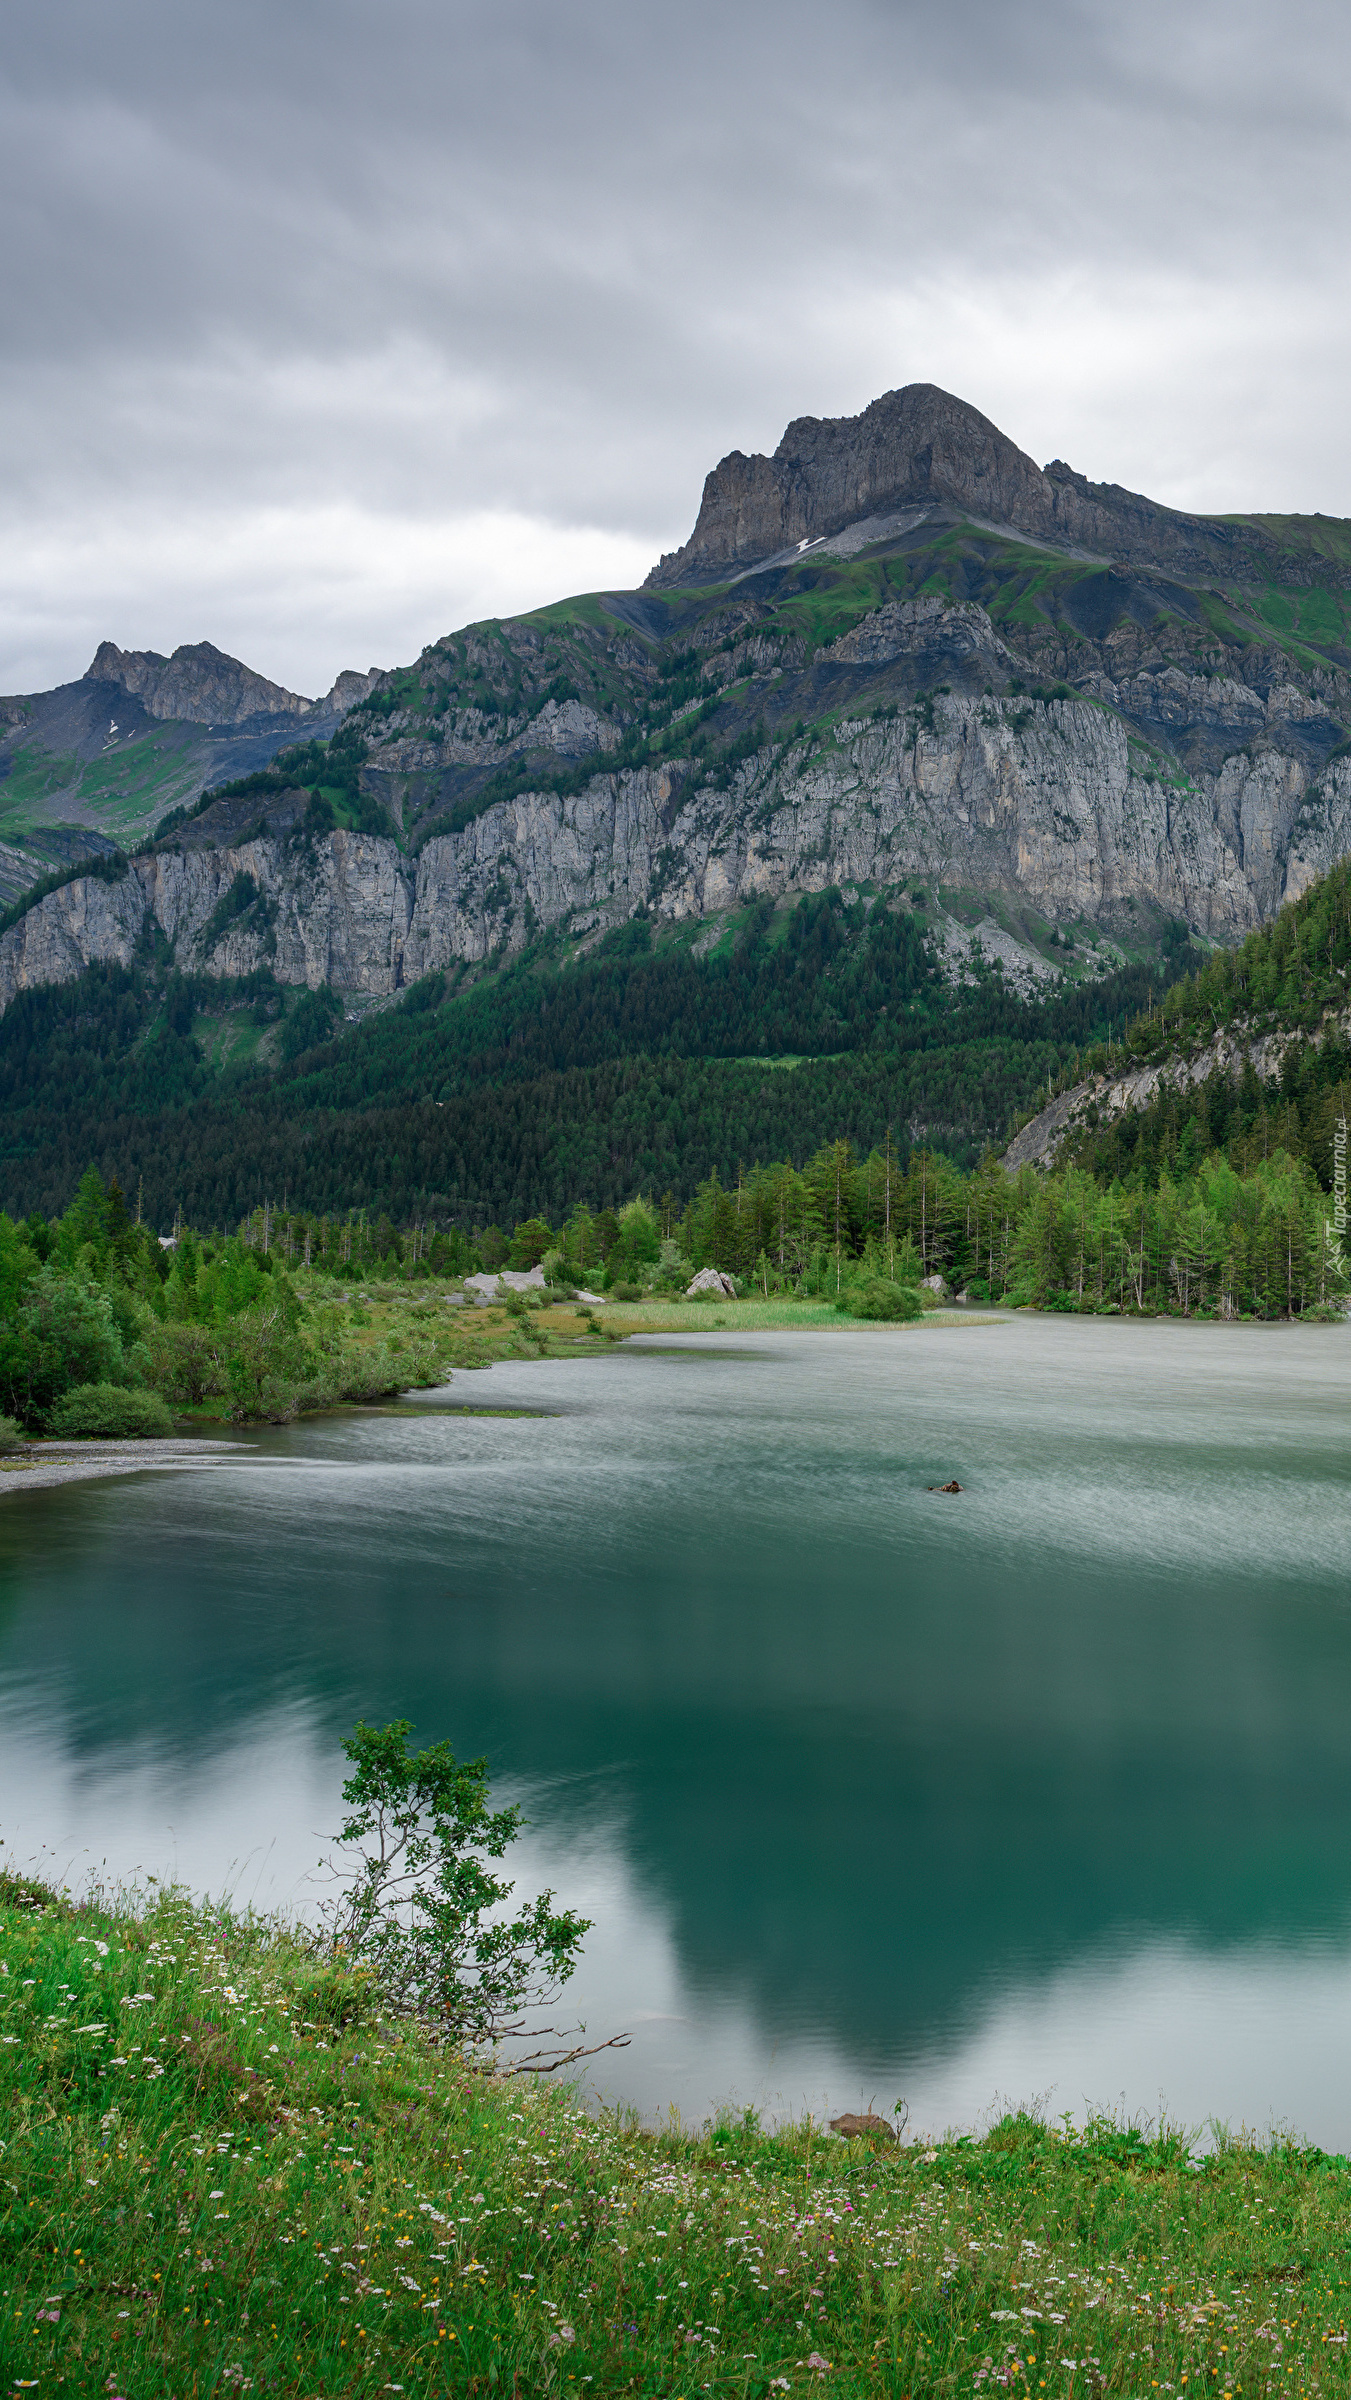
top-left (3, 855), bottom-right (1347, 1415)
top-left (0, 889), bottom-right (1173, 1223)
top-left (1055, 856), bottom-right (1351, 1191)
top-left (4, 848), bottom-right (1351, 1332)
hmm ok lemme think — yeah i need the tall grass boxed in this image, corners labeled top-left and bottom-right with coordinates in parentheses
top-left (599, 1298), bottom-right (994, 1332)
top-left (4, 1882), bottom-right (1350, 2396)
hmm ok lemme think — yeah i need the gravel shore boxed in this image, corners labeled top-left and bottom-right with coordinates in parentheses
top-left (0, 1436), bottom-right (252, 1495)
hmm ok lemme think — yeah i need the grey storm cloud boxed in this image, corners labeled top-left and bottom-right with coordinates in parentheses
top-left (2, 0), bottom-right (1349, 693)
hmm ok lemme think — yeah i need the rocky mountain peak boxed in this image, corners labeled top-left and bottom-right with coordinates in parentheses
top-left (645, 382), bottom-right (1343, 593)
top-left (646, 384), bottom-right (1051, 587)
top-left (323, 667), bottom-right (382, 714)
top-left (86, 639), bottom-right (318, 727)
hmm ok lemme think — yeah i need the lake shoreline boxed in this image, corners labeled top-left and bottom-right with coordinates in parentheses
top-left (0, 1434), bottom-right (251, 1496)
top-left (0, 1298), bottom-right (1327, 1495)
top-left (5, 1315), bottom-right (1351, 2137)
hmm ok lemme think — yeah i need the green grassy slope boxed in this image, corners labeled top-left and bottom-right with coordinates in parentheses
top-left (0, 723), bottom-right (212, 853)
top-left (0, 692), bottom-right (351, 864)
top-left (4, 1879), bottom-right (1351, 2400)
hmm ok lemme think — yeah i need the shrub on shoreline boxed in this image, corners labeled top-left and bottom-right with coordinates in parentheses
top-left (46, 1382), bottom-right (175, 1439)
top-left (844, 1277), bottom-right (923, 1322)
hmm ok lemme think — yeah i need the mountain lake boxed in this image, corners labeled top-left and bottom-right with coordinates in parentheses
top-left (2, 1312), bottom-right (1350, 2143)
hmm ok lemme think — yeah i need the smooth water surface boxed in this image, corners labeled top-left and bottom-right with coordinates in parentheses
top-left (3, 1316), bottom-right (1351, 2141)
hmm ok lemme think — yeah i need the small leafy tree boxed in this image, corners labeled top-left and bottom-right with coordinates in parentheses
top-left (319, 1722), bottom-right (600, 2066)
top-left (612, 1197), bottom-right (660, 1280)
top-left (0, 1269), bottom-right (125, 1427)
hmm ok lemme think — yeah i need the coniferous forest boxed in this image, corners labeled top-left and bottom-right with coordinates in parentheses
top-left (0, 890), bottom-right (1180, 1225)
top-left (0, 864), bottom-right (1346, 1410)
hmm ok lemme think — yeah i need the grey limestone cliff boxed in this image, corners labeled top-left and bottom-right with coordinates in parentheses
top-left (86, 640), bottom-right (318, 727)
top-left (6, 589), bottom-right (1351, 1015)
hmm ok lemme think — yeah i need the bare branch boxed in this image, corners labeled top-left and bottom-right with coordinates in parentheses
top-left (495, 2030), bottom-right (633, 2075)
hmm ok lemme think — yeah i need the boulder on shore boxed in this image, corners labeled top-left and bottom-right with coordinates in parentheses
top-left (829, 2111), bottom-right (897, 2143)
top-left (686, 1267), bottom-right (737, 1298)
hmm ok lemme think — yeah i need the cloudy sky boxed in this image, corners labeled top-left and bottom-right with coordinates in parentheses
top-left (3, 0), bottom-right (1349, 697)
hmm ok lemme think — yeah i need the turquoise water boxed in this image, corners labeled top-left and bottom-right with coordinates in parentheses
top-left (3, 1316), bottom-right (1351, 2139)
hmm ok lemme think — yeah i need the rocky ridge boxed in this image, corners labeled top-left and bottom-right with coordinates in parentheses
top-left (5, 383), bottom-right (1351, 1018)
top-left (1001, 1011), bottom-right (1343, 1173)
top-left (4, 599), bottom-right (1351, 1016)
top-left (86, 641), bottom-right (379, 726)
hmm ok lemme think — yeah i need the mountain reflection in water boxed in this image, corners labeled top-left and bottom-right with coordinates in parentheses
top-left (2, 1316), bottom-right (1350, 2137)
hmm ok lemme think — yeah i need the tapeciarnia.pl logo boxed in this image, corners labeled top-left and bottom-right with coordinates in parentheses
top-left (1331, 1112), bottom-right (1347, 1276)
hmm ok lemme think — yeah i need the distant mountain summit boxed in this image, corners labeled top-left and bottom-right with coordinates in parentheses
top-left (646, 382), bottom-right (1349, 591)
top-left (86, 639), bottom-right (377, 726)
top-left (0, 641), bottom-right (383, 891)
